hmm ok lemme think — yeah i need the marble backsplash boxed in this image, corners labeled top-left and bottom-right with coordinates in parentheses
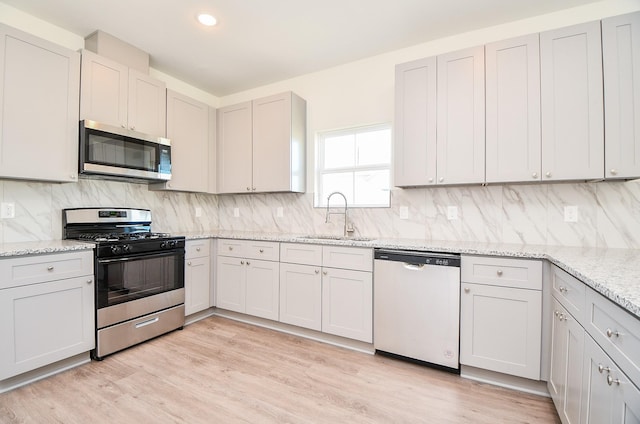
top-left (0, 177), bottom-right (639, 249)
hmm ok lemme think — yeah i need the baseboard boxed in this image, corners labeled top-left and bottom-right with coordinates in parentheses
top-left (185, 307), bottom-right (216, 325)
top-left (460, 365), bottom-right (550, 397)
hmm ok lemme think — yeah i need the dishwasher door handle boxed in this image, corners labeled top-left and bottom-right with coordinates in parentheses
top-left (403, 263), bottom-right (425, 270)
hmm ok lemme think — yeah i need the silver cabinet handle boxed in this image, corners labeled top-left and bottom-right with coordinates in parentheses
top-left (252, 187), bottom-right (256, 191)
top-left (246, 187), bottom-right (251, 191)
top-left (229, 246), bottom-right (233, 251)
top-left (532, 172), bottom-right (538, 178)
top-left (322, 271), bottom-right (328, 276)
top-left (606, 328), bottom-right (620, 338)
top-left (545, 172), bottom-right (552, 178)
top-left (187, 261), bottom-right (192, 266)
top-left (196, 247), bottom-right (201, 252)
top-left (464, 287), bottom-right (470, 293)
top-left (86, 279), bottom-right (93, 285)
top-left (559, 286), bottom-right (568, 293)
top-left (610, 169), bottom-right (618, 175)
top-left (259, 249), bottom-right (264, 253)
top-left (554, 310), bottom-right (559, 317)
top-left (246, 261), bottom-right (250, 266)
top-left (121, 124), bottom-right (126, 128)
top-left (439, 177), bottom-right (444, 182)
top-left (47, 266), bottom-right (54, 271)
top-left (496, 270), bottom-right (503, 276)
top-left (315, 269), bottom-right (320, 274)
top-left (240, 260), bottom-right (245, 265)
top-left (130, 126), bottom-right (135, 131)
top-left (606, 375), bottom-right (620, 386)
top-left (428, 177), bottom-right (434, 183)
top-left (598, 364), bottom-right (611, 374)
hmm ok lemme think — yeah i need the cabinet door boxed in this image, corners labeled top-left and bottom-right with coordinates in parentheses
top-left (215, 255), bottom-right (245, 313)
top-left (162, 90), bottom-right (209, 192)
top-left (127, 68), bottom-right (166, 137)
top-left (322, 268), bottom-right (372, 343)
top-left (185, 256), bottom-right (211, 316)
top-left (436, 46), bottom-right (485, 184)
top-left (279, 263), bottom-right (322, 331)
top-left (540, 21), bottom-right (604, 181)
top-left (0, 24), bottom-right (80, 182)
top-left (485, 34), bottom-right (541, 183)
top-left (460, 282), bottom-right (542, 379)
top-left (0, 276), bottom-right (94, 380)
top-left (217, 101), bottom-right (253, 193)
top-left (582, 335), bottom-right (617, 424)
top-left (80, 49), bottom-right (128, 128)
top-left (245, 259), bottom-right (279, 321)
top-left (394, 56), bottom-right (437, 186)
top-left (252, 92), bottom-right (292, 192)
top-left (549, 298), bottom-right (585, 424)
top-left (602, 11), bottom-right (640, 180)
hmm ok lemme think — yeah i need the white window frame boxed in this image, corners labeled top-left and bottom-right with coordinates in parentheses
top-left (315, 123), bottom-right (391, 208)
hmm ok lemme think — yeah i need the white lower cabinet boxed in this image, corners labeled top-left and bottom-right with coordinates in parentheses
top-left (321, 267), bottom-right (373, 343)
top-left (460, 256), bottom-right (542, 380)
top-left (0, 251), bottom-right (95, 381)
top-left (278, 243), bottom-right (373, 343)
top-left (184, 240), bottom-right (211, 316)
top-left (216, 240), bottom-right (280, 321)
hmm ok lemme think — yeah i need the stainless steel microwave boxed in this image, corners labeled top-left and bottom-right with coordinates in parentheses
top-left (79, 120), bottom-right (171, 182)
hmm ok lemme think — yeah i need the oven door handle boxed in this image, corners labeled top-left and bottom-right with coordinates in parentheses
top-left (97, 250), bottom-right (183, 265)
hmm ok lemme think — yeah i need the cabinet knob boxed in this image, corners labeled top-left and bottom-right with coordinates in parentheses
top-left (428, 177), bottom-right (434, 183)
top-left (606, 375), bottom-right (620, 386)
top-left (545, 172), bottom-right (552, 178)
top-left (229, 246), bottom-right (233, 251)
top-left (554, 310), bottom-right (559, 317)
top-left (532, 172), bottom-right (538, 179)
top-left (86, 279), bottom-right (92, 285)
top-left (130, 126), bottom-right (135, 131)
top-left (196, 247), bottom-right (201, 252)
top-left (259, 249), bottom-right (264, 253)
top-left (121, 124), bottom-right (126, 128)
top-left (47, 266), bottom-right (54, 271)
top-left (558, 286), bottom-right (568, 293)
top-left (246, 261), bottom-right (250, 266)
top-left (464, 287), bottom-right (470, 293)
top-left (187, 261), bottom-right (192, 266)
top-left (606, 328), bottom-right (620, 338)
top-left (439, 177), bottom-right (444, 183)
top-left (496, 270), bottom-right (503, 276)
top-left (598, 364), bottom-right (611, 374)
top-left (246, 187), bottom-right (251, 191)
top-left (252, 187), bottom-right (256, 191)
top-left (240, 260), bottom-right (245, 265)
top-left (70, 175), bottom-right (76, 180)
top-left (610, 169), bottom-right (618, 175)
top-left (322, 271), bottom-right (328, 276)
top-left (315, 269), bottom-right (320, 274)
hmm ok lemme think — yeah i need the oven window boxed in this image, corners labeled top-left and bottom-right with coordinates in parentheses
top-left (87, 133), bottom-right (158, 172)
top-left (96, 252), bottom-right (184, 308)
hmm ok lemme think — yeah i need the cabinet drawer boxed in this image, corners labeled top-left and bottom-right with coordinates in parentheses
top-left (185, 239), bottom-right (211, 259)
top-left (244, 240), bottom-right (279, 261)
top-left (0, 251), bottom-right (93, 290)
top-left (280, 243), bottom-right (322, 266)
top-left (461, 256), bottom-right (542, 290)
top-left (217, 239), bottom-right (247, 258)
top-left (550, 265), bottom-right (586, 324)
top-left (322, 246), bottom-right (372, 272)
top-left (585, 287), bottom-right (640, 387)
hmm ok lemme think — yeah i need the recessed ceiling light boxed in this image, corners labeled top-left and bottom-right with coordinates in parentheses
top-left (197, 13), bottom-right (217, 27)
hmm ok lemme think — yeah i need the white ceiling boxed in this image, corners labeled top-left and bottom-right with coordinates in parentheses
top-left (3, 0), bottom-right (601, 96)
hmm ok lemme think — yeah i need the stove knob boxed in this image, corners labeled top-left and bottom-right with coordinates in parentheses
top-left (169, 240), bottom-right (177, 248)
top-left (160, 241), bottom-right (168, 249)
top-left (123, 244), bottom-right (131, 253)
top-left (110, 245), bottom-right (122, 255)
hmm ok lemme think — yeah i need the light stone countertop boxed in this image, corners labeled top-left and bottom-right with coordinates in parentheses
top-left (2, 233), bottom-right (638, 320)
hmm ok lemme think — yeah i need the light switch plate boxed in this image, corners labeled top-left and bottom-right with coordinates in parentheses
top-left (276, 207), bottom-right (284, 218)
top-left (447, 206), bottom-right (458, 220)
top-left (1, 202), bottom-right (15, 219)
top-left (564, 205), bottom-right (578, 222)
top-left (233, 207), bottom-right (240, 218)
top-left (195, 207), bottom-right (202, 218)
top-left (399, 206), bottom-right (409, 220)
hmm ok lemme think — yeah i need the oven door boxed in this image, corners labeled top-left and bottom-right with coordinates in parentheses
top-left (96, 249), bottom-right (184, 310)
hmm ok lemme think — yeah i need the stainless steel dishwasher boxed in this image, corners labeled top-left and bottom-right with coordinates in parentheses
top-left (374, 249), bottom-right (461, 371)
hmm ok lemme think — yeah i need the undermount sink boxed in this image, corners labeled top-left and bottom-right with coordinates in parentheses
top-left (296, 235), bottom-right (374, 242)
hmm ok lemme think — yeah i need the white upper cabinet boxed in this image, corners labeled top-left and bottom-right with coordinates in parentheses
top-left (217, 101), bottom-right (253, 193)
top-left (217, 92), bottom-right (306, 194)
top-left (602, 11), bottom-right (640, 180)
top-left (436, 46), bottom-right (485, 184)
top-left (394, 56), bottom-right (437, 187)
top-left (80, 49), bottom-right (166, 137)
top-left (0, 24), bottom-right (80, 183)
top-left (485, 34), bottom-right (542, 183)
top-left (540, 21), bottom-right (604, 181)
top-left (150, 90), bottom-right (211, 193)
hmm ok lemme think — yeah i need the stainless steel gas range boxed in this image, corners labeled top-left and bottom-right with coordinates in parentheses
top-left (63, 207), bottom-right (185, 360)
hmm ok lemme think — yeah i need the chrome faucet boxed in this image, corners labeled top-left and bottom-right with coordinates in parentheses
top-left (325, 191), bottom-right (354, 237)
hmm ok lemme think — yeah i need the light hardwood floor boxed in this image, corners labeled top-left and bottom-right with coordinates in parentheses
top-left (0, 316), bottom-right (560, 423)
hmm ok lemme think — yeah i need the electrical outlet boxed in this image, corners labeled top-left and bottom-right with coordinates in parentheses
top-left (195, 207), bottom-right (202, 218)
top-left (233, 207), bottom-right (240, 218)
top-left (564, 205), bottom-right (578, 222)
top-left (1, 202), bottom-right (15, 219)
top-left (276, 207), bottom-right (284, 218)
top-left (399, 206), bottom-right (409, 220)
top-left (447, 206), bottom-right (458, 220)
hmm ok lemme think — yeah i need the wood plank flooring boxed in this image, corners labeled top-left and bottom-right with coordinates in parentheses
top-left (0, 316), bottom-right (561, 423)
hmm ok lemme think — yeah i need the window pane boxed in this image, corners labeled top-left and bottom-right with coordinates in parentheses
top-left (356, 128), bottom-right (391, 166)
top-left (354, 170), bottom-right (390, 206)
top-left (323, 134), bottom-right (355, 169)
top-left (321, 172), bottom-right (354, 205)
